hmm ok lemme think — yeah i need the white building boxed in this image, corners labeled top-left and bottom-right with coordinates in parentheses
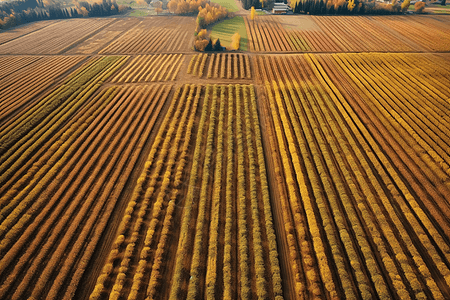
top-left (272, 2), bottom-right (290, 14)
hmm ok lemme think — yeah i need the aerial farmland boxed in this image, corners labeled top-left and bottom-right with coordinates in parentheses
top-left (0, 0), bottom-right (450, 299)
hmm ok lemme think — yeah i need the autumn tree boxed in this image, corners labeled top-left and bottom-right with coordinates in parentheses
top-left (401, 0), bottom-right (410, 11)
top-left (414, 1), bottom-right (425, 12)
top-left (153, 0), bottom-right (163, 13)
top-left (230, 32), bottom-right (240, 50)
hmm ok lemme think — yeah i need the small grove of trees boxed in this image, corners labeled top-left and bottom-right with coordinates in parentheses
top-left (290, 0), bottom-right (410, 15)
top-left (241, 0), bottom-right (273, 10)
top-left (167, 0), bottom-right (210, 14)
top-left (0, 0), bottom-right (127, 30)
top-left (192, 1), bottom-right (229, 51)
top-left (414, 1), bottom-right (425, 12)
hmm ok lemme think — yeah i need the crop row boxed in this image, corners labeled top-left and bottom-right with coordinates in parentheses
top-left (245, 16), bottom-right (299, 52)
top-left (315, 52), bottom-right (450, 297)
top-left (0, 55), bottom-right (42, 80)
top-left (311, 16), bottom-right (415, 52)
top-left (286, 29), bottom-right (339, 52)
top-left (66, 18), bottom-right (142, 55)
top-left (0, 56), bottom-right (127, 248)
top-left (374, 15), bottom-right (450, 52)
top-left (111, 54), bottom-right (184, 83)
top-left (255, 53), bottom-right (450, 299)
top-left (0, 55), bottom-right (126, 182)
top-left (244, 16), bottom-right (344, 52)
top-left (169, 84), bottom-right (282, 300)
top-left (90, 84), bottom-right (282, 300)
top-left (0, 20), bottom-right (57, 45)
top-left (188, 53), bottom-right (252, 79)
top-left (90, 83), bottom-right (202, 300)
top-left (0, 55), bottom-right (126, 195)
top-left (99, 17), bottom-right (195, 54)
top-left (0, 60), bottom-right (173, 300)
top-left (244, 15), bottom-right (428, 53)
top-left (0, 55), bottom-right (86, 124)
top-left (0, 18), bottom-right (114, 54)
top-left (332, 53), bottom-right (450, 182)
top-left (325, 52), bottom-right (450, 251)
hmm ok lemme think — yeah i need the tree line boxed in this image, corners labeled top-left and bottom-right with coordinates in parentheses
top-left (291, 0), bottom-right (411, 15)
top-left (0, 0), bottom-right (126, 30)
top-left (241, 0), bottom-right (275, 10)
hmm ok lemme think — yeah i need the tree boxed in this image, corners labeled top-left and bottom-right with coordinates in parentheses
top-left (230, 32), bottom-right (240, 50)
top-left (78, 6), bottom-right (88, 16)
top-left (154, 0), bottom-right (163, 14)
top-left (414, 1), bottom-right (425, 12)
top-left (400, 0), bottom-right (410, 11)
top-left (167, 0), bottom-right (177, 12)
top-left (348, 0), bottom-right (355, 11)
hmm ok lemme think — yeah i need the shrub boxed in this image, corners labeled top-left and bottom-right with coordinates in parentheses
top-left (414, 1), bottom-right (425, 13)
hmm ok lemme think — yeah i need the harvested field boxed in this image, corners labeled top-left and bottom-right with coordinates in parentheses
top-left (0, 20), bottom-right (57, 45)
top-left (0, 18), bottom-right (114, 54)
top-left (99, 17), bottom-right (196, 54)
top-left (67, 18), bottom-right (141, 55)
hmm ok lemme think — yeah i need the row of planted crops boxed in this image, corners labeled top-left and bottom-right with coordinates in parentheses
top-left (244, 15), bottom-right (450, 53)
top-left (254, 52), bottom-right (450, 299)
top-left (0, 54), bottom-right (284, 299)
top-left (0, 55), bottom-right (177, 299)
top-left (90, 84), bottom-right (283, 300)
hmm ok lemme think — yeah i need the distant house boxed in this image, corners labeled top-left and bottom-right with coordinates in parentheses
top-left (272, 2), bottom-right (290, 14)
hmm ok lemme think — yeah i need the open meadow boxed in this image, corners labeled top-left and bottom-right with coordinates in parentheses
top-left (0, 12), bottom-right (450, 300)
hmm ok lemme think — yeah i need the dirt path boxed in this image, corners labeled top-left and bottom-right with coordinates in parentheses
top-left (234, 0), bottom-right (250, 16)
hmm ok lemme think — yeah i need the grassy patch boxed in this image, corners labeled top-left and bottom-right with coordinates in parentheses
top-left (210, 0), bottom-right (239, 12)
top-left (117, 0), bottom-right (140, 7)
top-left (210, 16), bottom-right (248, 51)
